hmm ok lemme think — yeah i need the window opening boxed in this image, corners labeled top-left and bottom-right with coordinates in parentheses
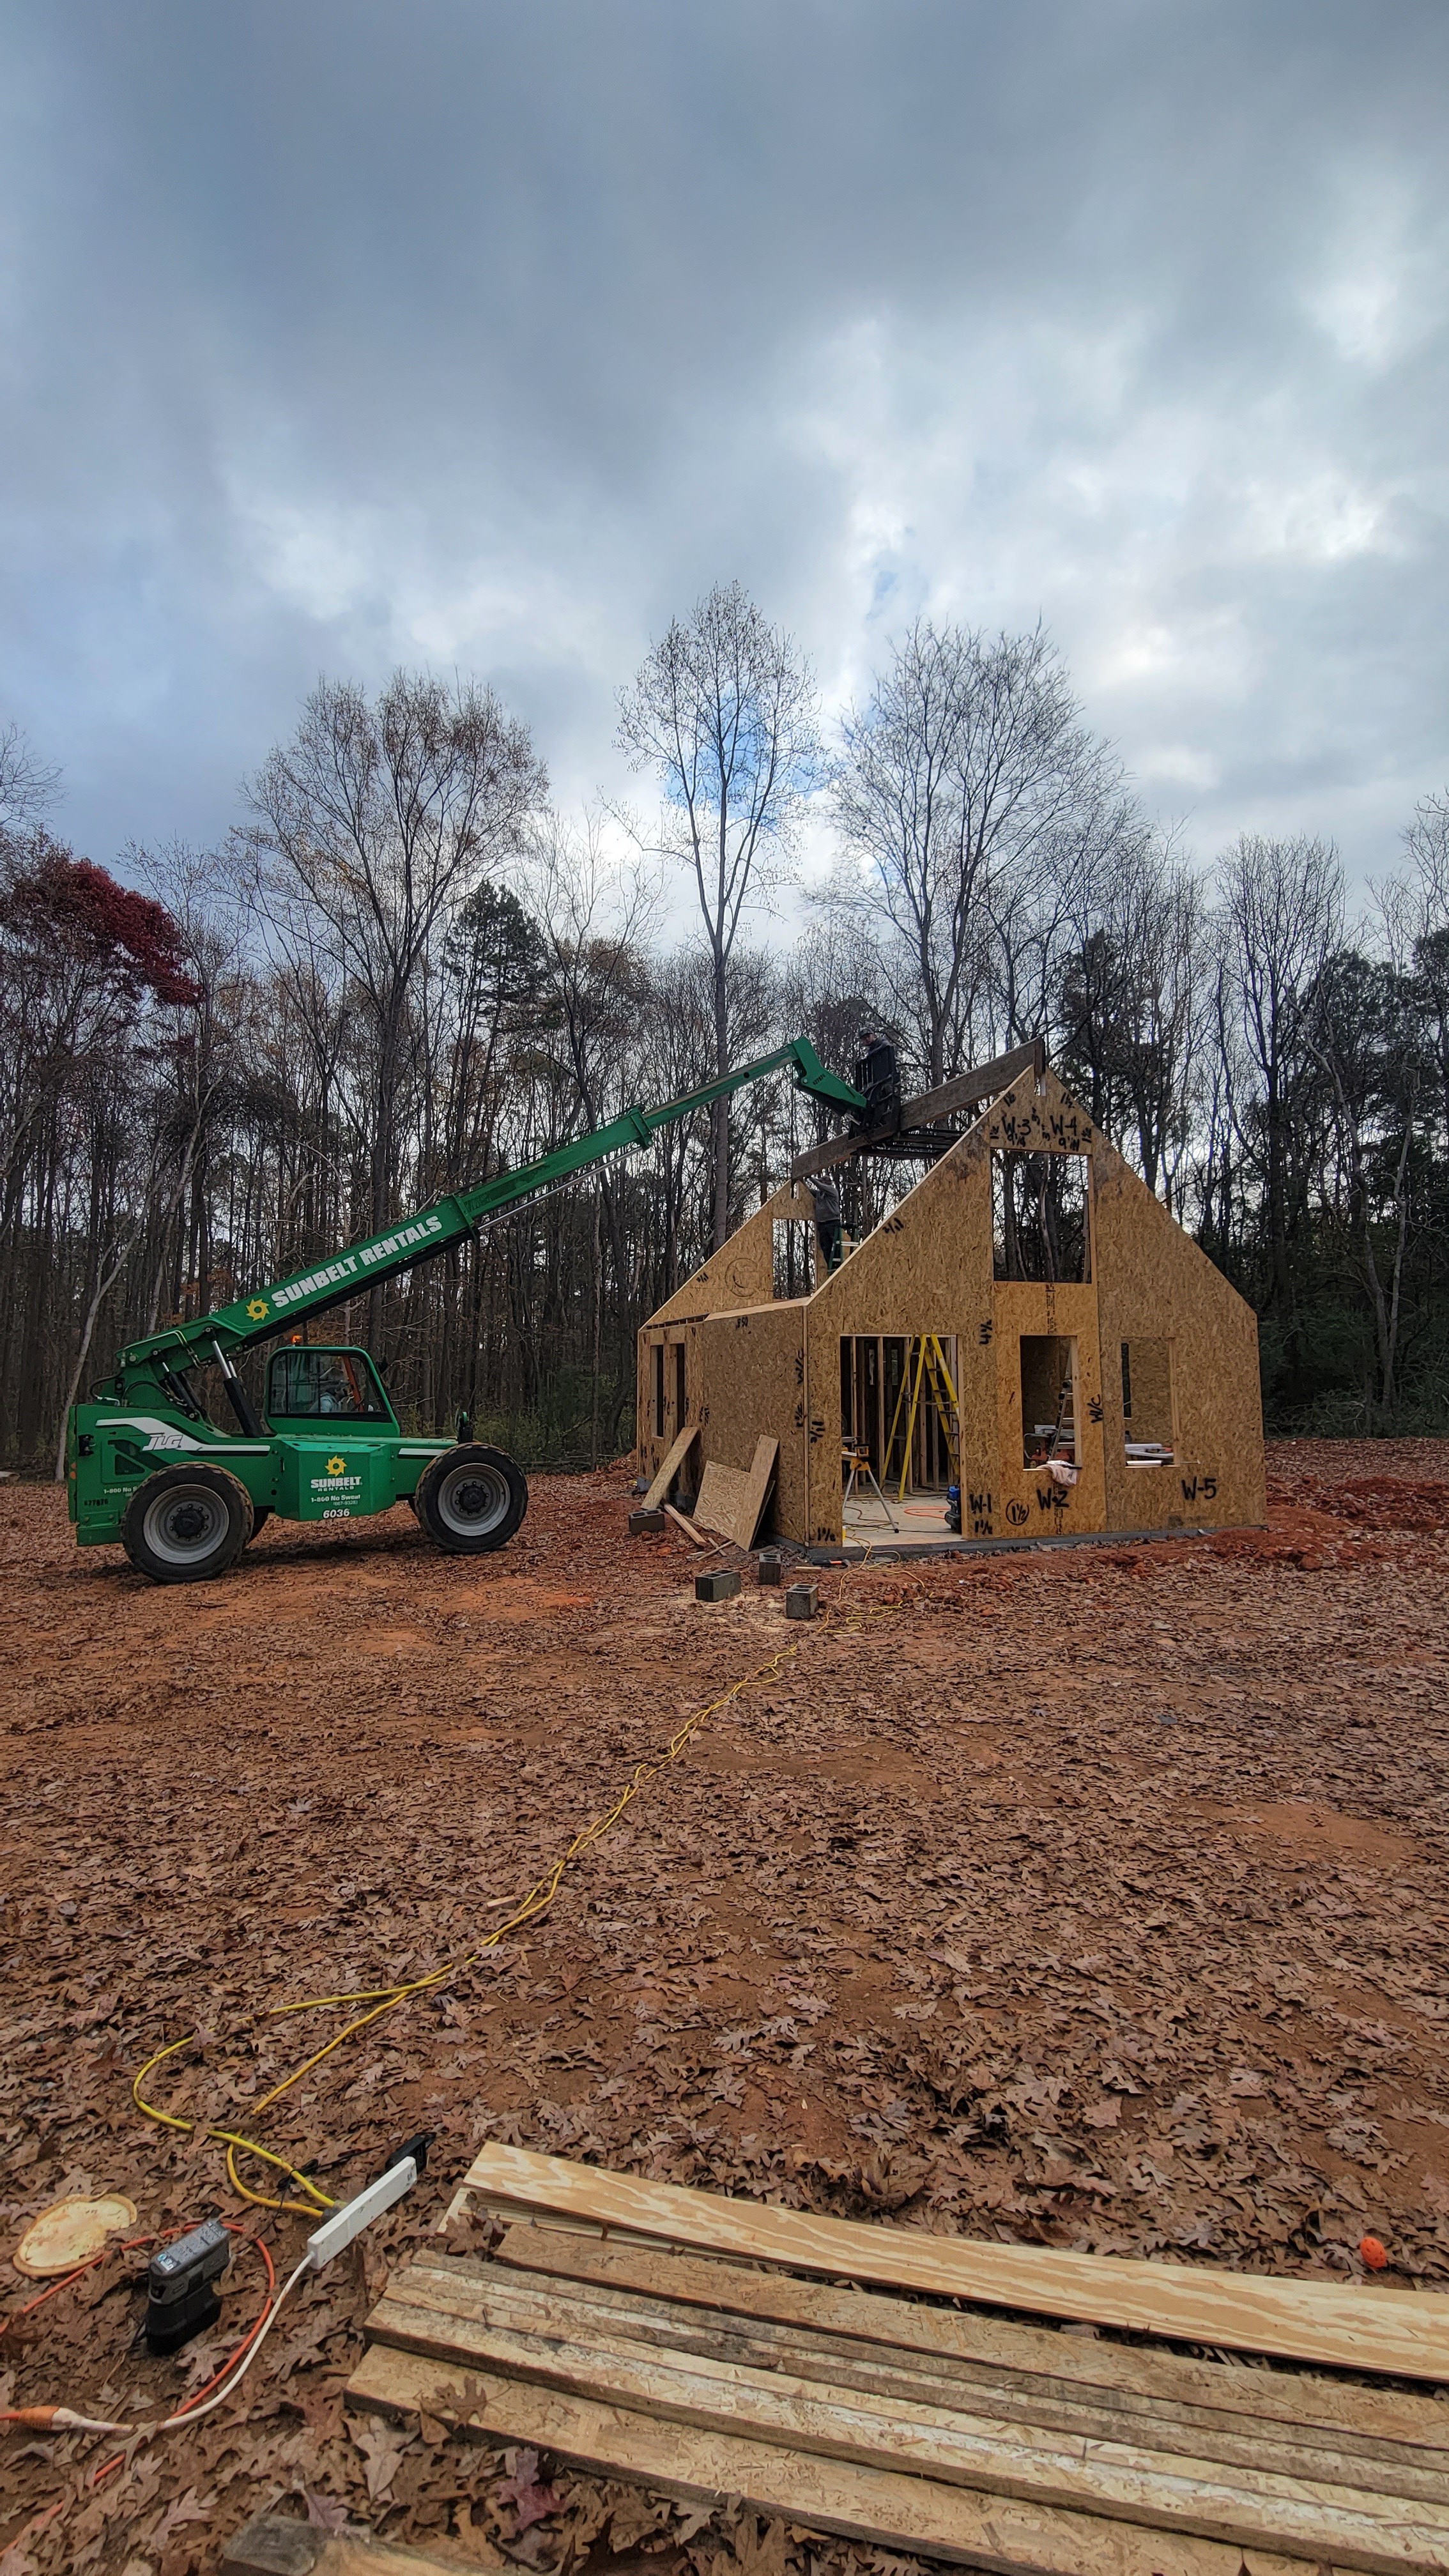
top-left (1019, 1335), bottom-right (1077, 1469)
top-left (652, 1342), bottom-right (665, 1438)
top-left (1122, 1338), bottom-right (1174, 1464)
top-left (673, 1340), bottom-right (687, 1429)
top-left (992, 1152), bottom-right (1090, 1281)
top-left (266, 1347), bottom-right (390, 1421)
top-left (772, 1220), bottom-right (814, 1298)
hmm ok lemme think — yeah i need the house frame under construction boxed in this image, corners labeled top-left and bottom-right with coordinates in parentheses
top-left (637, 1046), bottom-right (1265, 1551)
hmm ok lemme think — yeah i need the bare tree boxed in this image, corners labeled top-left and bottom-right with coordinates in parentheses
top-left (1216, 832), bottom-right (1344, 1317)
top-left (241, 671), bottom-right (546, 1326)
top-left (1057, 826), bottom-right (1209, 1206)
top-left (833, 622), bottom-right (1114, 1085)
top-left (1380, 790), bottom-right (1449, 1147)
top-left (0, 723), bottom-right (61, 836)
top-left (617, 582), bottom-right (818, 1248)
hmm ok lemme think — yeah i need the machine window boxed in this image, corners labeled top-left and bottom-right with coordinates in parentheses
top-left (266, 1349), bottom-right (389, 1420)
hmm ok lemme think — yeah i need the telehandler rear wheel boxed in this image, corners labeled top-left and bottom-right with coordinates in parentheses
top-left (121, 1463), bottom-right (254, 1583)
top-left (415, 1443), bottom-right (527, 1554)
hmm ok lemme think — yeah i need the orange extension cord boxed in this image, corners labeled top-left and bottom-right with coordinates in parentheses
top-left (0, 2225), bottom-right (277, 2544)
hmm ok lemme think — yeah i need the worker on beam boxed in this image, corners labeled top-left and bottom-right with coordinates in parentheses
top-left (809, 1171), bottom-right (845, 1275)
top-left (853, 1029), bottom-right (901, 1130)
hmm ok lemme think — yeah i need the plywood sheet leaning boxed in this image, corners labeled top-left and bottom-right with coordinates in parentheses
top-left (694, 1435), bottom-right (777, 1546)
top-left (640, 1420), bottom-right (697, 1510)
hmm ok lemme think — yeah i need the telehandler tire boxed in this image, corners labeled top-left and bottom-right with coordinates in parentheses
top-left (121, 1463), bottom-right (254, 1583)
top-left (415, 1443), bottom-right (527, 1554)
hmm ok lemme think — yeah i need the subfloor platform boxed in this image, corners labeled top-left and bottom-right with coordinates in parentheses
top-left (815, 1513), bottom-right (1225, 1562)
top-left (843, 1491), bottom-right (955, 1544)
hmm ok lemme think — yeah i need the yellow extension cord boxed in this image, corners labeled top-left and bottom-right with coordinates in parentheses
top-left (132, 1620), bottom-right (834, 2216)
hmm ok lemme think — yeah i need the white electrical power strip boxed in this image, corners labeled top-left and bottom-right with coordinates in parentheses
top-left (305, 2154), bottom-right (418, 2269)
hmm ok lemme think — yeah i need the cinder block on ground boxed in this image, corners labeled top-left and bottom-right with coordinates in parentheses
top-left (695, 1568), bottom-right (741, 1603)
top-left (629, 1508), bottom-right (666, 1536)
top-left (785, 1581), bottom-right (818, 1621)
top-left (758, 1548), bottom-right (783, 1584)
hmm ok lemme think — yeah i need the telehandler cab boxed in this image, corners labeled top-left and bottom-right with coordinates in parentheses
top-left (65, 1039), bottom-right (864, 1583)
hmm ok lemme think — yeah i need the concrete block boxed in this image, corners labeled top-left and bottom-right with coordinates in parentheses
top-left (629, 1508), bottom-right (666, 1536)
top-left (785, 1581), bottom-right (818, 1621)
top-left (695, 1568), bottom-right (741, 1604)
top-left (757, 1549), bottom-right (784, 1584)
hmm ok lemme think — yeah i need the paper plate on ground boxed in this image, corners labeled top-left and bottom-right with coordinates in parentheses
top-left (13, 2193), bottom-right (137, 2278)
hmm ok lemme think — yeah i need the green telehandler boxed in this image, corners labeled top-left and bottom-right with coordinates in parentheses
top-left (65, 1039), bottom-right (864, 1583)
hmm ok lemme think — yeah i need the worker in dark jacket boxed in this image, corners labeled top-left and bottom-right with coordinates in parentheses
top-left (809, 1171), bottom-right (844, 1273)
top-left (854, 1030), bottom-right (901, 1126)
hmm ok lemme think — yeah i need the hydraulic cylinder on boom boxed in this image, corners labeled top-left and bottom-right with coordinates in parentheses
top-left (65, 1039), bottom-right (864, 1584)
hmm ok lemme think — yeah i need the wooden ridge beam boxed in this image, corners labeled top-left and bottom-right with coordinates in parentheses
top-left (789, 1039), bottom-right (1045, 1183)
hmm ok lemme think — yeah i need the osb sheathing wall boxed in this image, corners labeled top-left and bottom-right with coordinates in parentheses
top-left (698, 1300), bottom-right (808, 1538)
top-left (638, 1071), bottom-right (1264, 1544)
top-left (635, 1191), bottom-right (800, 1492)
top-left (1093, 1134), bottom-right (1266, 1533)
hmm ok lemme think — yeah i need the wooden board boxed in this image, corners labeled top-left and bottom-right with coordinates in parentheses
top-left (640, 1420), bottom-right (697, 1510)
top-left (493, 2227), bottom-right (1449, 2463)
top-left (359, 2254), bottom-right (1449, 2569)
top-left (693, 1436), bottom-right (778, 1546)
top-left (345, 2342), bottom-right (1308, 2576)
top-left (459, 2142), bottom-right (1449, 2384)
top-left (219, 2510), bottom-right (469, 2573)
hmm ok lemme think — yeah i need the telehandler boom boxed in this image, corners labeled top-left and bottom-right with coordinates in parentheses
top-left (65, 1039), bottom-right (863, 1583)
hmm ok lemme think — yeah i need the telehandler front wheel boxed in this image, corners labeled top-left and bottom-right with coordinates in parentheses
top-left (121, 1463), bottom-right (254, 1584)
top-left (415, 1443), bottom-right (527, 1554)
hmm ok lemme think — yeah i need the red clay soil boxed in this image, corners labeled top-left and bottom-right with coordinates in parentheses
top-left (3, 1440), bottom-right (1449, 2571)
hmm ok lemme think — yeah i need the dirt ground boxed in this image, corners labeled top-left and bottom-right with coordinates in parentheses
top-left (4, 1439), bottom-right (1449, 2573)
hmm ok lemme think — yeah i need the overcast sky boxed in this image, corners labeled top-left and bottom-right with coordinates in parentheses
top-left (1, 0), bottom-right (1445, 898)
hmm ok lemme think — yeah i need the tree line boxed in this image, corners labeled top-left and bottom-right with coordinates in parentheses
top-left (3, 589), bottom-right (1447, 1476)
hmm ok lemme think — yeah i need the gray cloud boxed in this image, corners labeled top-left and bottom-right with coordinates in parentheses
top-left (1, 0), bottom-right (1445, 885)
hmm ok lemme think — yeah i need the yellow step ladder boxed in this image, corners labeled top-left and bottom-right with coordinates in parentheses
top-left (885, 1335), bottom-right (961, 1501)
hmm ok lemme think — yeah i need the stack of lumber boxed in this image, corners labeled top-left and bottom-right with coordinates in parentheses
top-left (346, 2144), bottom-right (1449, 2576)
